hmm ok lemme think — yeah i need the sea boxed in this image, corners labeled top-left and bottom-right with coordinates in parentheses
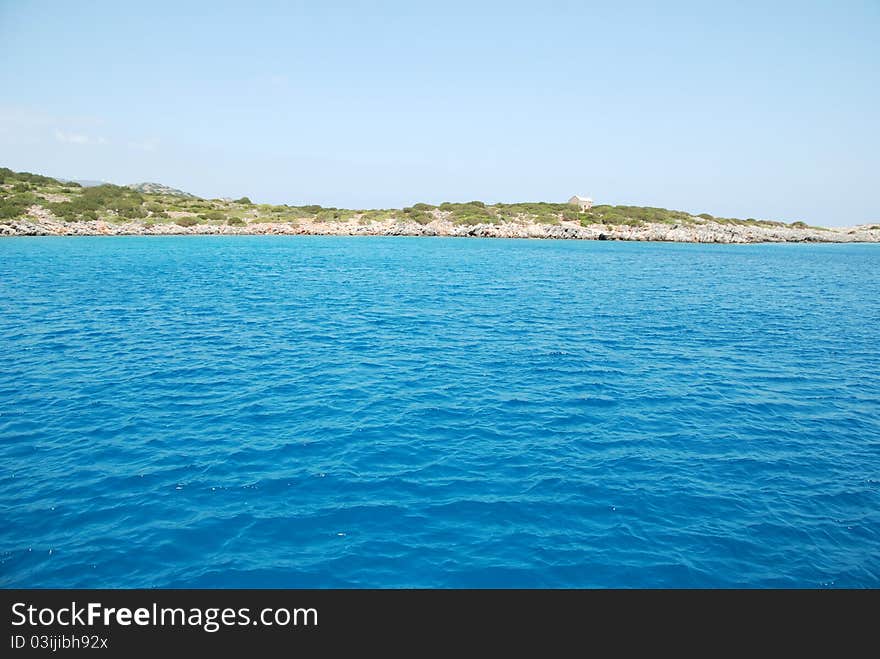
top-left (1, 236), bottom-right (878, 588)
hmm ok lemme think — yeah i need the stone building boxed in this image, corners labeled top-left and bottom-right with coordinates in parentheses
top-left (568, 195), bottom-right (593, 211)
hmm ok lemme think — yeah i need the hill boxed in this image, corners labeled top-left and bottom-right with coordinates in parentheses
top-left (65, 179), bottom-right (110, 188)
top-left (126, 182), bottom-right (197, 198)
top-left (2, 166), bottom-right (878, 242)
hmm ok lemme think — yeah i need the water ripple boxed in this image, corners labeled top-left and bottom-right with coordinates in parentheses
top-left (0, 237), bottom-right (878, 587)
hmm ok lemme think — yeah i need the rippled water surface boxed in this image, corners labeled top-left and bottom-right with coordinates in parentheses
top-left (1, 237), bottom-right (878, 588)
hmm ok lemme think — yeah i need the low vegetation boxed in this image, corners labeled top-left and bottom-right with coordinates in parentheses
top-left (0, 166), bottom-right (830, 232)
top-left (0, 195), bottom-right (31, 219)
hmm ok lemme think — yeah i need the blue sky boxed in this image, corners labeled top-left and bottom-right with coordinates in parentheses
top-left (1, 0), bottom-right (877, 225)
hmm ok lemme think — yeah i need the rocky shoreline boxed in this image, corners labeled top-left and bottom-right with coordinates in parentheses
top-left (2, 210), bottom-right (879, 243)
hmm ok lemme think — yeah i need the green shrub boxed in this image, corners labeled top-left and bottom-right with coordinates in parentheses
top-left (357, 209), bottom-right (394, 223)
top-left (408, 210), bottom-right (431, 224)
top-left (16, 171), bottom-right (59, 185)
top-left (234, 197), bottom-right (252, 205)
top-left (198, 210), bottom-right (226, 221)
top-left (47, 203), bottom-right (71, 219)
top-left (118, 205), bottom-right (147, 219)
top-left (697, 213), bottom-right (713, 220)
top-left (0, 168), bottom-right (62, 186)
top-left (46, 184), bottom-right (147, 221)
top-left (175, 216), bottom-right (199, 227)
top-left (314, 209), bottom-right (344, 222)
top-left (0, 198), bottom-right (29, 219)
top-left (184, 201), bottom-right (213, 212)
top-left (227, 217), bottom-right (245, 226)
top-left (790, 221), bottom-right (807, 228)
top-left (9, 191), bottom-right (37, 204)
top-left (402, 207), bottom-right (433, 223)
top-left (437, 202), bottom-right (496, 225)
top-left (583, 205), bottom-right (691, 226)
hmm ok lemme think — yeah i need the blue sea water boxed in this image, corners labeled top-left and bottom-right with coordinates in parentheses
top-left (0, 236), bottom-right (878, 588)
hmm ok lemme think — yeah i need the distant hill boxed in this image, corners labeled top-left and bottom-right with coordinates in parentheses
top-left (127, 182), bottom-right (197, 198)
top-left (61, 179), bottom-right (109, 188)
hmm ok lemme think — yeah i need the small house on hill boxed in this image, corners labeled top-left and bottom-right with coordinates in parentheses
top-left (568, 195), bottom-right (593, 212)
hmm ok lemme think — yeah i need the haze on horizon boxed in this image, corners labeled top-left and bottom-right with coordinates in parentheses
top-left (1, 0), bottom-right (877, 226)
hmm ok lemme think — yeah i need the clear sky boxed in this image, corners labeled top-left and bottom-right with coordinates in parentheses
top-left (1, 1), bottom-right (877, 225)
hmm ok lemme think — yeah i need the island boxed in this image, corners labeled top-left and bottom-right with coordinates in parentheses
top-left (2, 167), bottom-right (878, 243)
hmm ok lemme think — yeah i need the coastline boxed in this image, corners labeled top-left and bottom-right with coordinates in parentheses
top-left (3, 214), bottom-right (879, 243)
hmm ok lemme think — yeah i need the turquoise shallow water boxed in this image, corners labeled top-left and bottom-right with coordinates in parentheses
top-left (0, 236), bottom-right (878, 588)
